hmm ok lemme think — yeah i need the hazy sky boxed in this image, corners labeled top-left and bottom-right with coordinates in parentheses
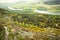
top-left (0, 0), bottom-right (38, 3)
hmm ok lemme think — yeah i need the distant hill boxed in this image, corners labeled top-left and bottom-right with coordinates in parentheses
top-left (43, 0), bottom-right (60, 5)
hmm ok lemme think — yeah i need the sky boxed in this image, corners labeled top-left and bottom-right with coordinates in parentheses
top-left (0, 0), bottom-right (38, 3)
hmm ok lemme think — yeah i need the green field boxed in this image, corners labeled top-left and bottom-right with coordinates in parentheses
top-left (9, 3), bottom-right (60, 13)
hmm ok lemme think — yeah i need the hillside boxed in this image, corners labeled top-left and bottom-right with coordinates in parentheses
top-left (0, 8), bottom-right (60, 40)
top-left (0, 0), bottom-right (60, 40)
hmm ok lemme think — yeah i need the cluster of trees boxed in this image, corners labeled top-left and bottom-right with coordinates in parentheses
top-left (13, 14), bottom-right (60, 28)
